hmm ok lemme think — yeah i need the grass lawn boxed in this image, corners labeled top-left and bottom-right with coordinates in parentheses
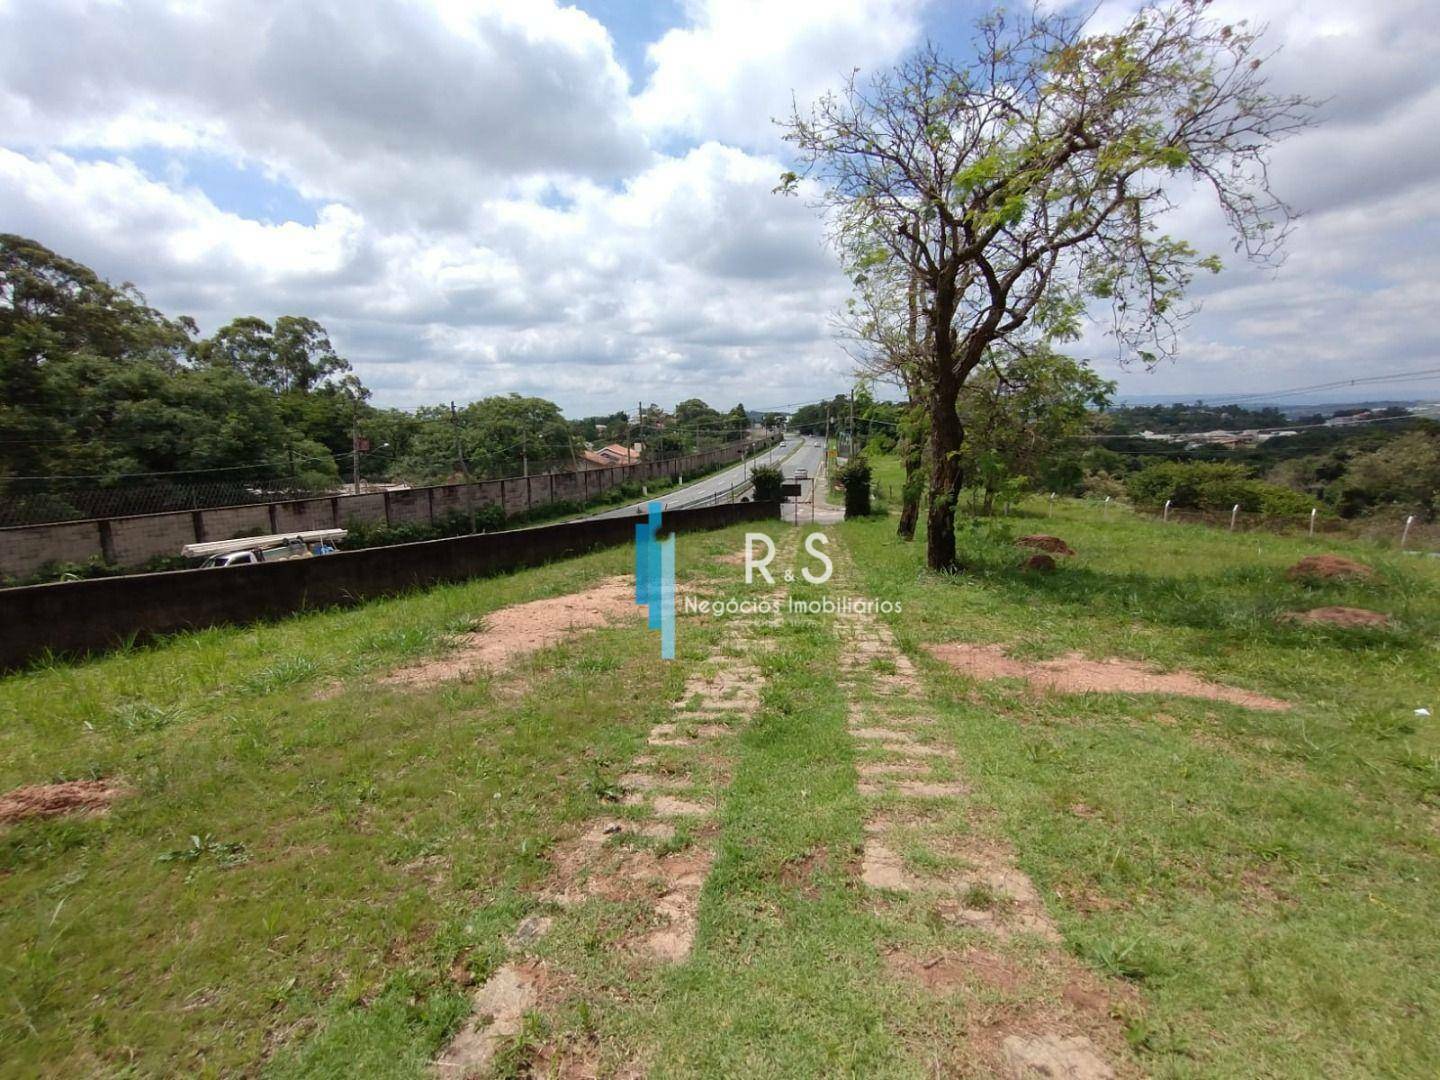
top-left (839, 454), bottom-right (1440, 1077)
top-left (3, 468), bottom-right (1438, 1078)
top-left (0, 523), bottom-right (764, 1077)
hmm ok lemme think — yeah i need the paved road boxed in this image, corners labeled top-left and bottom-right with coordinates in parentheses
top-left (583, 436), bottom-right (804, 521)
top-left (780, 437), bottom-right (844, 524)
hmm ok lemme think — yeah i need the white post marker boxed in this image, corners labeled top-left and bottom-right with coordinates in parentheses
top-left (1230, 504), bottom-right (1240, 531)
top-left (1309, 507), bottom-right (1317, 537)
top-left (1163, 499), bottom-right (1171, 523)
top-left (1402, 514), bottom-right (1415, 550)
top-left (1049, 492), bottom-right (1056, 517)
top-left (1103, 495), bottom-right (1111, 517)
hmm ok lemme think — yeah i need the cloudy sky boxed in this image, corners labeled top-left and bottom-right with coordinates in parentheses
top-left (2, 0), bottom-right (1437, 415)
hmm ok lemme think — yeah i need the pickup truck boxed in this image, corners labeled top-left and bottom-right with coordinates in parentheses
top-left (183, 529), bottom-right (345, 568)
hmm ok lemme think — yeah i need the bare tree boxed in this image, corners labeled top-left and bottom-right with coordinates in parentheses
top-left (782, 1), bottom-right (1314, 570)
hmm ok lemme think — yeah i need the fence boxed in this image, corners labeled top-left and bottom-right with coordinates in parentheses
top-left (0, 499), bottom-right (781, 671)
top-left (1057, 495), bottom-right (1440, 553)
top-left (0, 436), bottom-right (778, 581)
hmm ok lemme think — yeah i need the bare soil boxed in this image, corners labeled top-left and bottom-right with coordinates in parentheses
top-left (1022, 553), bottom-right (1057, 573)
top-left (1016, 535), bottom-right (1075, 556)
top-left (383, 577), bottom-right (636, 687)
top-left (1286, 554), bottom-right (1374, 581)
top-left (433, 961), bottom-right (543, 1075)
top-left (1282, 605), bottom-right (1391, 629)
top-left (885, 946), bottom-right (1026, 995)
top-left (924, 643), bottom-right (1290, 712)
top-left (1001, 1032), bottom-right (1115, 1080)
top-left (0, 778), bottom-right (126, 824)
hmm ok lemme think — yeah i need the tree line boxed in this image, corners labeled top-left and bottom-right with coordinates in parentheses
top-left (0, 234), bottom-right (762, 524)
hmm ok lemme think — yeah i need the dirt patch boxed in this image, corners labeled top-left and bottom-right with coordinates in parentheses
top-left (1022, 553), bottom-right (1057, 573)
top-left (861, 839), bottom-right (911, 891)
top-left (0, 778), bottom-right (127, 824)
top-left (635, 849), bottom-right (714, 963)
top-left (435, 961), bottom-right (544, 1075)
top-left (651, 795), bottom-right (712, 818)
top-left (925, 643), bottom-right (1289, 712)
top-left (780, 846), bottom-right (829, 898)
top-left (1001, 1032), bottom-right (1114, 1080)
top-left (1286, 554), bottom-right (1373, 581)
top-left (886, 947), bottom-right (1026, 995)
top-left (1017, 535), bottom-right (1075, 556)
top-left (382, 577), bottom-right (637, 687)
top-left (857, 761), bottom-right (927, 780)
top-left (1281, 605), bottom-right (1391, 629)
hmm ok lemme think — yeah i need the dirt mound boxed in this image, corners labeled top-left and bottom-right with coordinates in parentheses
top-left (381, 576), bottom-right (637, 687)
top-left (1282, 606), bottom-right (1391, 629)
top-left (0, 778), bottom-right (126, 824)
top-left (1022, 553), bottom-right (1056, 573)
top-left (924, 643), bottom-right (1290, 712)
top-left (1286, 554), bottom-right (1373, 581)
top-left (1016, 535), bottom-right (1074, 556)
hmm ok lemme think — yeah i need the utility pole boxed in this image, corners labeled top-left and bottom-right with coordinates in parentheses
top-left (848, 389), bottom-right (855, 459)
top-left (521, 428), bottom-right (528, 477)
top-left (351, 405), bottom-right (361, 494)
top-left (452, 401), bottom-right (476, 533)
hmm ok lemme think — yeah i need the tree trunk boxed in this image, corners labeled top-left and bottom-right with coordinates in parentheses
top-left (896, 405), bottom-right (925, 541)
top-left (897, 443), bottom-right (922, 540)
top-left (924, 274), bottom-right (964, 572)
top-left (925, 367), bottom-right (963, 572)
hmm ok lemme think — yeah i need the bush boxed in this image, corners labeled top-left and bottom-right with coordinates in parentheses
top-left (1126, 461), bottom-right (1318, 517)
top-left (749, 464), bottom-right (784, 502)
top-left (342, 507), bottom-right (505, 550)
top-left (1081, 470), bottom-right (1127, 500)
top-left (838, 456), bottom-right (873, 518)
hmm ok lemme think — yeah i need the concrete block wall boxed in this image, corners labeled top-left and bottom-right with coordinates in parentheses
top-left (0, 436), bottom-right (777, 580)
top-left (337, 493), bottom-right (388, 527)
top-left (0, 520), bottom-right (103, 574)
top-left (274, 498), bottom-right (338, 533)
top-left (384, 489), bottom-right (431, 526)
top-left (107, 513), bottom-right (196, 568)
top-left (0, 499), bottom-right (782, 670)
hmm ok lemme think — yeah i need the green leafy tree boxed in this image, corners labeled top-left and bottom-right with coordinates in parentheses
top-left (749, 464), bottom-right (784, 501)
top-left (783, 2), bottom-right (1313, 570)
top-left (1337, 431), bottom-right (1440, 519)
top-left (958, 346), bottom-right (1113, 513)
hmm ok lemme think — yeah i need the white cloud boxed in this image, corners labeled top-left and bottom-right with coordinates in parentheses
top-left (2, 0), bottom-right (1438, 415)
top-left (0, 139), bottom-right (851, 413)
top-left (0, 0), bottom-right (649, 225)
top-left (633, 0), bottom-right (925, 149)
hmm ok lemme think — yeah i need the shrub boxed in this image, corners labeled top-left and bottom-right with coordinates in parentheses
top-left (342, 507), bottom-right (504, 550)
top-left (1126, 460), bottom-right (1319, 517)
top-left (749, 464), bottom-right (784, 502)
top-left (838, 456), bottom-right (873, 518)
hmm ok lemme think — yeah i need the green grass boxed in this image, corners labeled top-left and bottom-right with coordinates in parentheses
top-left (842, 454), bottom-right (1440, 1077)
top-left (0, 524), bottom-right (770, 1077)
top-left (5, 466), bottom-right (1440, 1077)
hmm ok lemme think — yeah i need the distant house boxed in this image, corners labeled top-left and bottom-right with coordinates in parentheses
top-left (581, 442), bottom-right (642, 468)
